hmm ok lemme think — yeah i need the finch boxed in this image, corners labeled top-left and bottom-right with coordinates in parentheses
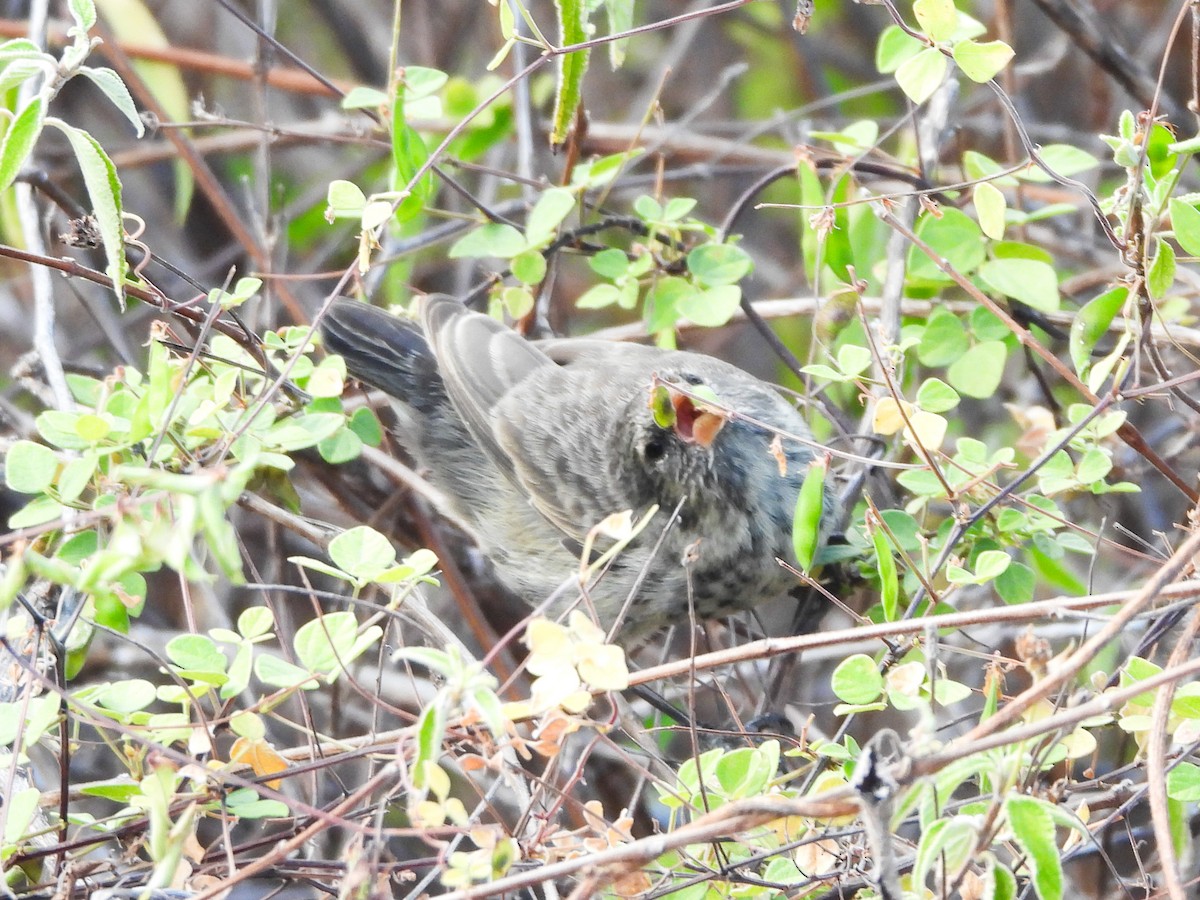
top-left (322, 295), bottom-right (825, 638)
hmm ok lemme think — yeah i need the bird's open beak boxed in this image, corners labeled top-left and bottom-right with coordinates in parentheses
top-left (670, 391), bottom-right (727, 448)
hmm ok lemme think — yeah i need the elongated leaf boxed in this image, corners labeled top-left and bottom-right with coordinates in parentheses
top-left (1169, 197), bottom-right (1200, 256)
top-left (1068, 286), bottom-right (1127, 376)
top-left (792, 457), bottom-right (826, 571)
top-left (0, 59), bottom-right (47, 94)
top-left (1005, 795), bottom-right (1063, 900)
top-left (77, 66), bottom-right (144, 136)
top-left (0, 96), bottom-right (45, 195)
top-left (69, 0), bottom-right (98, 31)
top-left (604, 0), bottom-right (634, 67)
top-left (871, 521), bottom-right (899, 620)
top-left (48, 119), bottom-right (127, 307)
top-left (551, 0), bottom-right (590, 147)
top-left (392, 73), bottom-right (434, 223)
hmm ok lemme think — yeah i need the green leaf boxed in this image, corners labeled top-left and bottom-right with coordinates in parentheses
top-left (963, 150), bottom-right (1018, 186)
top-left (525, 187), bottom-right (576, 247)
top-left (0, 38), bottom-right (47, 65)
top-left (0, 96), bottom-right (44, 195)
top-left (341, 86), bottom-right (388, 109)
top-left (676, 285), bottom-right (741, 327)
top-left (449, 222), bottom-right (526, 258)
top-left (326, 180), bottom-right (366, 219)
top-left (603, 0), bottom-right (634, 66)
top-left (952, 39), bottom-right (1014, 82)
top-left (970, 305), bottom-right (1010, 340)
top-left (1166, 762), bottom-right (1200, 802)
top-left (69, 0), bottom-right (98, 31)
top-left (635, 195), bottom-right (663, 221)
top-left (914, 816), bottom-right (979, 892)
top-left (1068, 286), bottom-right (1127, 376)
top-left (974, 549), bottom-right (1011, 581)
top-left (550, 0), bottom-right (590, 147)
top-left (254, 653), bottom-right (317, 690)
top-left (917, 308), bottom-right (970, 366)
top-left (1076, 447), bottom-right (1112, 484)
top-left (4, 788), bottom-right (41, 845)
top-left (94, 679), bottom-right (156, 713)
top-left (402, 66), bottom-right (448, 99)
top-left (589, 247), bottom-right (629, 279)
top-left (663, 196), bottom-right (697, 221)
top-left (576, 283), bottom-right (621, 309)
top-left (913, 0), bottom-right (957, 42)
top-left (80, 780), bottom-right (140, 802)
top-left (791, 458), bottom-right (826, 571)
top-left (511, 249), bottom-right (547, 285)
top-left (76, 66), bottom-right (144, 136)
top-left (915, 378), bottom-right (959, 413)
top-left (570, 149), bottom-right (642, 189)
top-left (977, 258), bottom-right (1060, 312)
top-left (4, 440), bottom-right (58, 494)
top-left (1147, 238), bottom-right (1176, 299)
top-left (48, 119), bottom-right (127, 307)
top-left (830, 654), bottom-right (884, 705)
top-left (836, 344), bottom-right (872, 377)
top-left (876, 25), bottom-right (924, 73)
top-left (222, 642), bottom-right (253, 699)
top-left (895, 47), bottom-right (947, 104)
top-left (908, 208), bottom-right (985, 281)
top-left (237, 607), bottom-right (274, 640)
top-left (0, 59), bottom-right (46, 94)
top-left (9, 496), bottom-right (65, 528)
top-left (947, 340), bottom-right (1007, 399)
top-left (871, 524), bottom-right (899, 621)
top-left (347, 407), bottom-right (383, 447)
top-left (166, 634), bottom-right (227, 673)
top-left (74, 413), bottom-right (112, 443)
top-left (1170, 685), bottom-right (1200, 719)
top-left (226, 796), bottom-right (290, 820)
top-left (995, 561), bottom-right (1035, 604)
top-left (644, 276), bottom-right (690, 332)
top-left (500, 285), bottom-right (534, 318)
top-left (267, 413), bottom-right (346, 451)
top-left (391, 80), bottom-right (433, 223)
top-left (328, 525), bottom-right (396, 581)
top-left (686, 243), bottom-right (754, 287)
top-left (414, 702), bottom-right (446, 780)
top-left (295, 611), bottom-right (363, 679)
top-left (973, 181), bottom-right (1006, 239)
top-left (1005, 795), bottom-right (1063, 900)
top-left (1169, 197), bottom-right (1200, 256)
top-left (1020, 144), bottom-right (1100, 182)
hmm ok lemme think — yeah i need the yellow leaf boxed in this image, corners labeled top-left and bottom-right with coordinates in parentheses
top-left (903, 409), bottom-right (948, 451)
top-left (229, 736), bottom-right (287, 790)
top-left (872, 397), bottom-right (912, 435)
top-left (576, 643), bottom-right (629, 690)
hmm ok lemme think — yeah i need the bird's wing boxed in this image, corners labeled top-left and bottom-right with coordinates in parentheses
top-left (427, 297), bottom-right (658, 542)
top-left (420, 295), bottom-right (564, 502)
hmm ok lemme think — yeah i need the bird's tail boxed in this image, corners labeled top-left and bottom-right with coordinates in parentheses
top-left (320, 297), bottom-right (444, 414)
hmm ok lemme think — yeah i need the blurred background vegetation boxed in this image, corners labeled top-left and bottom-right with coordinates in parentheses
top-left (2, 0), bottom-right (1200, 897)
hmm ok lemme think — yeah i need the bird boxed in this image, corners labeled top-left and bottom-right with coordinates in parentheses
top-left (321, 295), bottom-right (826, 640)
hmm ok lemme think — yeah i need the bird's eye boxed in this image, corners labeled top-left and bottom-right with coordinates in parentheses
top-left (643, 434), bottom-right (668, 462)
top-left (682, 373), bottom-right (703, 385)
